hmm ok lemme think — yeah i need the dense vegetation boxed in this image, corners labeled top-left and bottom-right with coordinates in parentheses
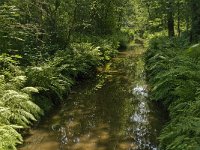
top-left (143, 0), bottom-right (200, 149)
top-left (0, 0), bottom-right (200, 149)
top-left (146, 38), bottom-right (200, 149)
top-left (0, 0), bottom-right (133, 149)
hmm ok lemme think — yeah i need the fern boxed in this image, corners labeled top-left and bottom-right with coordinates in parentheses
top-left (146, 37), bottom-right (200, 149)
top-left (0, 71), bottom-right (43, 149)
top-left (26, 64), bottom-right (74, 103)
top-left (159, 117), bottom-right (200, 150)
top-left (21, 87), bottom-right (39, 93)
top-left (0, 124), bottom-right (23, 150)
top-left (0, 90), bottom-right (42, 126)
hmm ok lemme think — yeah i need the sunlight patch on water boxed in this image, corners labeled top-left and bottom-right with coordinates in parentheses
top-left (132, 85), bottom-right (148, 97)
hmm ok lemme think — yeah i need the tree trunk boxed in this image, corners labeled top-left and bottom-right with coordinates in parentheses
top-left (167, 1), bottom-right (175, 37)
top-left (177, 1), bottom-right (181, 37)
top-left (190, 0), bottom-right (200, 42)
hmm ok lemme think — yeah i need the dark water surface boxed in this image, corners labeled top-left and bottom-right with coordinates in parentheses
top-left (19, 48), bottom-right (166, 150)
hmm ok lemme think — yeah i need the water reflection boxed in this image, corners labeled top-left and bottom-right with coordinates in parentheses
top-left (19, 48), bottom-right (165, 150)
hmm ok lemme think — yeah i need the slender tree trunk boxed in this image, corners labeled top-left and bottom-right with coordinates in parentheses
top-left (167, 1), bottom-right (175, 37)
top-left (190, 0), bottom-right (200, 42)
top-left (177, 1), bottom-right (181, 37)
top-left (68, 0), bottom-right (78, 42)
top-left (186, 15), bottom-right (189, 33)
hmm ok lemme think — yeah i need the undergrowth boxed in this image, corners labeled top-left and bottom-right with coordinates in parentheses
top-left (145, 36), bottom-right (200, 150)
top-left (0, 58), bottom-right (42, 149)
top-left (0, 38), bottom-right (118, 149)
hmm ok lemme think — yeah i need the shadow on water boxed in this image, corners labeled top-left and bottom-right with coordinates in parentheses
top-left (19, 47), bottom-right (166, 150)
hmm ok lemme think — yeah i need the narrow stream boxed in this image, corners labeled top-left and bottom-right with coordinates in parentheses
top-left (19, 47), bottom-right (166, 150)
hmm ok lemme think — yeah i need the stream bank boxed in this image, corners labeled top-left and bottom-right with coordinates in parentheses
top-left (19, 46), bottom-right (166, 150)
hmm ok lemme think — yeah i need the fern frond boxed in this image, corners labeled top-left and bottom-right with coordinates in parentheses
top-left (146, 37), bottom-right (200, 150)
top-left (0, 90), bottom-right (42, 126)
top-left (0, 124), bottom-right (23, 150)
top-left (21, 87), bottom-right (39, 93)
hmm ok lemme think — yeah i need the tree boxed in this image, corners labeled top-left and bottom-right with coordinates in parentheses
top-left (190, 0), bottom-right (200, 42)
top-left (167, 0), bottom-right (175, 37)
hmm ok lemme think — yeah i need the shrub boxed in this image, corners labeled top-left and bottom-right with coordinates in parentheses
top-left (145, 36), bottom-right (200, 150)
top-left (0, 54), bottom-right (43, 149)
top-left (0, 75), bottom-right (43, 149)
top-left (0, 35), bottom-right (118, 149)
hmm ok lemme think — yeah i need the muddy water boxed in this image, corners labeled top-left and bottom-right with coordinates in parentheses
top-left (19, 47), bottom-right (166, 150)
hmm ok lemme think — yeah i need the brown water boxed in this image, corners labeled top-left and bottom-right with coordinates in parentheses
top-left (19, 47), bottom-right (166, 150)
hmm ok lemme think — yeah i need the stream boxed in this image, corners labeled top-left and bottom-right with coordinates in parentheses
top-left (19, 47), bottom-right (166, 150)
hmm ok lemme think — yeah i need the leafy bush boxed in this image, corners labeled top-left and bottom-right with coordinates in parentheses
top-left (0, 1), bottom-right (123, 150)
top-left (25, 41), bottom-right (117, 109)
top-left (26, 65), bottom-right (73, 105)
top-left (0, 124), bottom-right (23, 150)
top-left (0, 54), bottom-right (43, 149)
top-left (69, 42), bottom-right (102, 76)
top-left (0, 75), bottom-right (43, 149)
top-left (0, 17), bottom-right (126, 148)
top-left (145, 36), bottom-right (200, 150)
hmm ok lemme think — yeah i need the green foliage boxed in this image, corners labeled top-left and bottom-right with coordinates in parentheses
top-left (0, 54), bottom-right (44, 149)
top-left (26, 65), bottom-right (73, 103)
top-left (0, 72), bottom-right (43, 149)
top-left (0, 124), bottom-right (23, 150)
top-left (69, 43), bottom-right (102, 74)
top-left (25, 40), bottom-right (117, 110)
top-left (0, 4), bottom-right (44, 64)
top-left (186, 44), bottom-right (200, 61)
top-left (0, 0), bottom-right (126, 149)
top-left (0, 0), bottom-right (131, 66)
top-left (146, 36), bottom-right (200, 149)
